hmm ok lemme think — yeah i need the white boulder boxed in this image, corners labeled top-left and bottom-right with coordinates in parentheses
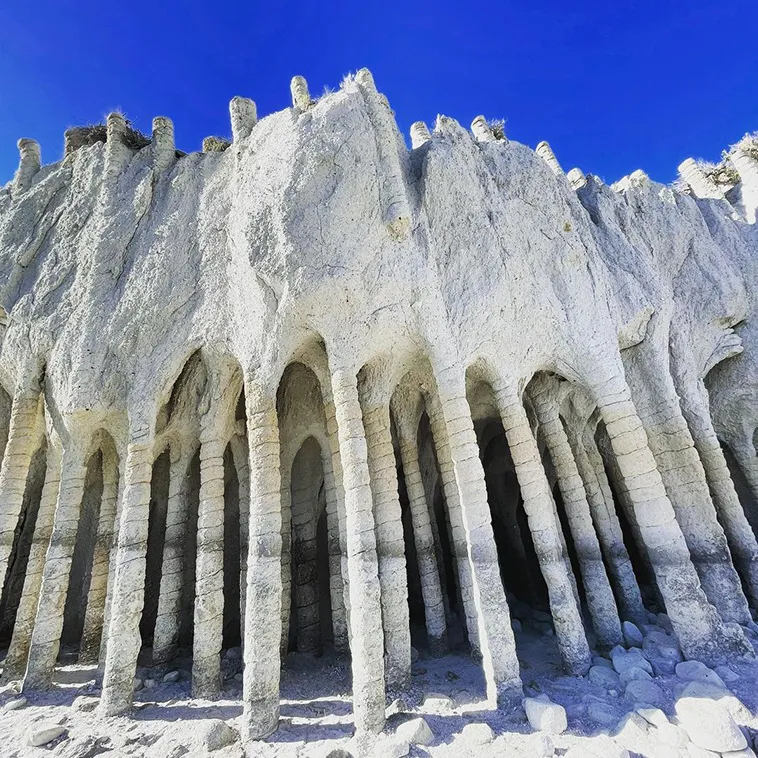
top-left (674, 696), bottom-right (747, 753)
top-left (396, 717), bottom-right (434, 746)
top-left (523, 695), bottom-right (567, 735)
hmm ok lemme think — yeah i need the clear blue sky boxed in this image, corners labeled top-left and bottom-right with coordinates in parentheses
top-left (2, 1), bottom-right (757, 186)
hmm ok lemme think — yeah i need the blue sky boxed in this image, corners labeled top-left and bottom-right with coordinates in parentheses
top-left (2, 1), bottom-right (757, 186)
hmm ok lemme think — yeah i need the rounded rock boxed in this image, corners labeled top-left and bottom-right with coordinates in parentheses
top-left (674, 696), bottom-right (747, 753)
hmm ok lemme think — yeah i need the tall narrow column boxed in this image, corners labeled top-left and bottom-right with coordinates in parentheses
top-left (79, 451), bottom-right (121, 664)
top-left (322, 448), bottom-right (348, 652)
top-left (396, 419), bottom-right (448, 656)
top-left (23, 445), bottom-right (87, 689)
top-left (331, 368), bottom-right (385, 733)
top-left (682, 384), bottom-right (758, 609)
top-left (567, 426), bottom-right (647, 627)
top-left (153, 447), bottom-right (193, 666)
top-left (99, 431), bottom-right (155, 715)
top-left (0, 386), bottom-right (42, 590)
top-left (593, 377), bottom-right (751, 663)
top-left (1, 447), bottom-right (60, 683)
top-left (531, 389), bottom-right (623, 649)
top-left (192, 426), bottom-right (226, 698)
top-left (433, 370), bottom-right (522, 704)
top-left (362, 402), bottom-right (411, 690)
top-left (426, 394), bottom-right (481, 653)
top-left (242, 387), bottom-right (282, 741)
top-left (493, 382), bottom-right (591, 675)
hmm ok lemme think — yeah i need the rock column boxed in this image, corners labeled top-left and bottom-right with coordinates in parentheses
top-left (192, 426), bottom-right (227, 698)
top-left (1, 447), bottom-right (60, 682)
top-left (493, 382), bottom-right (591, 675)
top-left (362, 402), bottom-right (411, 690)
top-left (0, 386), bottom-right (42, 589)
top-left (79, 451), bottom-right (121, 664)
top-left (23, 445), bottom-right (87, 689)
top-left (330, 368), bottom-right (385, 733)
top-left (593, 376), bottom-right (752, 663)
top-left (531, 390), bottom-right (623, 648)
top-left (99, 431), bottom-right (155, 715)
top-left (433, 369), bottom-right (522, 704)
top-left (241, 387), bottom-right (282, 741)
top-left (230, 433), bottom-right (250, 638)
top-left (152, 447), bottom-right (194, 665)
top-left (567, 425), bottom-right (647, 626)
top-left (396, 417), bottom-right (448, 655)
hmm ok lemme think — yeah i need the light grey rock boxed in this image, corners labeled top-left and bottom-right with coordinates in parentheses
top-left (674, 696), bottom-right (747, 752)
top-left (721, 748), bottom-right (757, 758)
top-left (162, 670), bottom-right (180, 683)
top-left (622, 621), bottom-right (644, 647)
top-left (619, 665), bottom-right (652, 687)
top-left (715, 664), bottom-right (740, 683)
top-left (28, 725), bottom-right (67, 747)
top-left (374, 738), bottom-right (409, 758)
top-left (4, 696), bottom-right (27, 710)
top-left (624, 679), bottom-right (664, 707)
top-left (461, 722), bottom-right (494, 745)
top-left (676, 660), bottom-right (725, 687)
top-left (385, 697), bottom-right (407, 717)
top-left (592, 655), bottom-right (614, 670)
top-left (201, 720), bottom-right (239, 752)
top-left (71, 695), bottom-right (99, 712)
top-left (523, 695), bottom-right (568, 734)
top-left (636, 706), bottom-right (669, 728)
top-left (611, 646), bottom-right (653, 676)
top-left (655, 722), bottom-right (689, 747)
top-left (422, 692), bottom-right (453, 710)
top-left (587, 699), bottom-right (618, 727)
top-left (679, 681), bottom-right (752, 724)
top-left (396, 717), bottom-right (434, 746)
top-left (132, 677), bottom-right (143, 691)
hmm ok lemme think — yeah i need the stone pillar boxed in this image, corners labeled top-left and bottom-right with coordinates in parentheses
top-left (230, 96), bottom-right (257, 143)
top-left (241, 387), bottom-right (282, 741)
top-left (322, 447), bottom-right (348, 652)
top-left (677, 158), bottom-right (724, 200)
top-left (396, 419), bottom-right (448, 656)
top-left (192, 425), bottom-right (227, 698)
top-left (330, 368), bottom-right (385, 733)
top-left (535, 141), bottom-right (564, 176)
top-left (13, 139), bottom-right (41, 195)
top-left (152, 447), bottom-right (194, 665)
top-left (493, 382), bottom-right (591, 675)
top-left (23, 445), bottom-right (87, 689)
top-left (593, 376), bottom-right (752, 663)
top-left (426, 393), bottom-right (480, 653)
top-left (531, 390), bottom-right (623, 649)
top-left (362, 402), bottom-right (411, 690)
top-left (433, 370), bottom-right (522, 704)
top-left (682, 384), bottom-right (758, 609)
top-left (0, 387), bottom-right (42, 590)
top-left (79, 451), bottom-right (121, 664)
top-left (99, 431), bottom-right (155, 715)
top-left (1, 447), bottom-right (61, 683)
top-left (567, 426), bottom-right (647, 627)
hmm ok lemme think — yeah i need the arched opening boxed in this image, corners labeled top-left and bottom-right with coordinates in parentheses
top-left (0, 443), bottom-right (47, 646)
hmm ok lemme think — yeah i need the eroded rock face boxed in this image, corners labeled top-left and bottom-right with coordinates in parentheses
top-left (0, 70), bottom-right (756, 744)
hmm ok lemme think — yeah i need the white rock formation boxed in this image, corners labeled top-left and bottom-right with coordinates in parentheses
top-left (0, 70), bottom-right (756, 747)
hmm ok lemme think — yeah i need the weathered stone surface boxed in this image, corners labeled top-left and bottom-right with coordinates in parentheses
top-left (611, 646), bottom-right (653, 676)
top-left (461, 722), bottom-right (495, 745)
top-left (396, 717), bottom-right (434, 746)
top-left (4, 696), bottom-right (27, 710)
top-left (676, 660), bottom-right (725, 687)
top-left (28, 725), bottom-right (67, 747)
top-left (622, 621), bottom-right (644, 648)
top-left (674, 696), bottom-right (747, 752)
top-left (524, 696), bottom-right (568, 735)
top-left (589, 665), bottom-right (620, 688)
top-left (200, 720), bottom-right (238, 752)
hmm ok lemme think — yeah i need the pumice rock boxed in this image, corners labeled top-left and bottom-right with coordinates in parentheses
top-left (0, 70), bottom-right (757, 750)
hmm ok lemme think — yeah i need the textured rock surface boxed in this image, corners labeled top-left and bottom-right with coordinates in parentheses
top-left (0, 70), bottom-right (757, 754)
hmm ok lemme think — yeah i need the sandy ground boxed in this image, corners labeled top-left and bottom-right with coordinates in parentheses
top-left (2, 623), bottom-right (758, 757)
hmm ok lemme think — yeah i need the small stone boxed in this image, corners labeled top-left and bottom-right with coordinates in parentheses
top-left (592, 655), bottom-right (614, 669)
top-left (622, 621), bottom-right (644, 647)
top-left (71, 695), bottom-right (99, 712)
top-left (423, 692), bottom-right (453, 710)
top-left (28, 725), bottom-right (67, 747)
top-left (133, 677), bottom-right (143, 691)
top-left (511, 618), bottom-right (522, 633)
top-left (624, 679), bottom-right (664, 707)
top-left (410, 647), bottom-right (419, 664)
top-left (396, 717), bottom-right (434, 746)
top-left (676, 660), bottom-right (725, 688)
top-left (461, 722), bottom-right (494, 745)
top-left (233, 672), bottom-right (243, 682)
top-left (224, 646), bottom-right (241, 659)
top-left (523, 695), bottom-right (567, 735)
top-left (587, 699), bottom-right (618, 727)
top-left (162, 670), bottom-right (181, 683)
top-left (202, 719), bottom-right (238, 751)
top-left (619, 666), bottom-right (652, 687)
top-left (675, 695), bottom-right (747, 752)
top-left (611, 646), bottom-right (653, 676)
top-left (144, 678), bottom-right (156, 688)
top-left (4, 696), bottom-right (27, 711)
top-left (589, 665), bottom-right (620, 688)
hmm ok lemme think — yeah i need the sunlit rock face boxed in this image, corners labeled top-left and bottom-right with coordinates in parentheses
top-left (0, 70), bottom-right (756, 743)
